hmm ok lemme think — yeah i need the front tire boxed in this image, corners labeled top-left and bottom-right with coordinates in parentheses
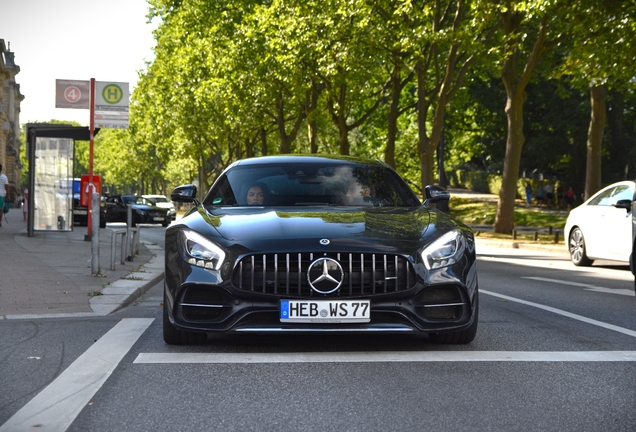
top-left (163, 291), bottom-right (207, 345)
top-left (568, 227), bottom-right (593, 266)
top-left (429, 293), bottom-right (479, 345)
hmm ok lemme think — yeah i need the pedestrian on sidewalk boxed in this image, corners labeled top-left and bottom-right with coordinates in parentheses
top-left (0, 164), bottom-right (9, 227)
top-left (525, 182), bottom-right (533, 206)
top-left (536, 183), bottom-right (545, 206)
top-left (22, 187), bottom-right (28, 221)
top-left (565, 186), bottom-right (576, 213)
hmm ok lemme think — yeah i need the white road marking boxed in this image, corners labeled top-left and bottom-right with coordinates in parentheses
top-left (481, 289), bottom-right (636, 338)
top-left (0, 318), bottom-right (153, 432)
top-left (134, 351), bottom-right (636, 364)
top-left (523, 276), bottom-right (635, 297)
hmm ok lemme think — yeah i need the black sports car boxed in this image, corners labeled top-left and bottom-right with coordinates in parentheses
top-left (103, 195), bottom-right (171, 227)
top-left (164, 155), bottom-right (478, 344)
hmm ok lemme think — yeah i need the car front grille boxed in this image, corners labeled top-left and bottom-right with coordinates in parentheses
top-left (231, 252), bottom-right (416, 297)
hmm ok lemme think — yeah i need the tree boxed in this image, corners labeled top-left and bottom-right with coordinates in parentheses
top-left (555, 1), bottom-right (636, 199)
top-left (491, 0), bottom-right (566, 234)
top-left (402, 0), bottom-right (496, 190)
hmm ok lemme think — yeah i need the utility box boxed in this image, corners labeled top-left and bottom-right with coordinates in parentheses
top-left (80, 174), bottom-right (102, 207)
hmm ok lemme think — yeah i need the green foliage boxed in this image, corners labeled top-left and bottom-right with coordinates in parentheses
top-left (69, 0), bottom-right (636, 199)
top-left (449, 197), bottom-right (567, 228)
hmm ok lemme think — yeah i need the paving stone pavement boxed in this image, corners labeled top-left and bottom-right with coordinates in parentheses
top-left (0, 206), bottom-right (164, 319)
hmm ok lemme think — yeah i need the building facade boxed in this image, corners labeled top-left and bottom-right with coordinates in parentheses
top-left (0, 39), bottom-right (24, 204)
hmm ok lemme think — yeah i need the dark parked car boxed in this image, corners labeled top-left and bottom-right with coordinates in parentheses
top-left (103, 195), bottom-right (170, 227)
top-left (163, 155), bottom-right (478, 345)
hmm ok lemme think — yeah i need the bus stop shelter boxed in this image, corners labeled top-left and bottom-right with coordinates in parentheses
top-left (25, 124), bottom-right (100, 237)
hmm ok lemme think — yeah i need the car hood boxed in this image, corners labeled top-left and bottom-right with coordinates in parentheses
top-left (184, 206), bottom-right (461, 252)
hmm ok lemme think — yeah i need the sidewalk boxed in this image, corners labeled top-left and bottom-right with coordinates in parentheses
top-left (0, 207), bottom-right (164, 319)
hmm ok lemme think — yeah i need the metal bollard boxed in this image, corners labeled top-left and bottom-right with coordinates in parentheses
top-left (110, 229), bottom-right (127, 270)
top-left (533, 231), bottom-right (539, 241)
top-left (512, 229), bottom-right (517, 240)
top-left (126, 205), bottom-right (133, 261)
top-left (121, 233), bottom-right (127, 264)
top-left (554, 230), bottom-right (560, 244)
top-left (91, 192), bottom-right (100, 276)
top-left (133, 225), bottom-right (141, 256)
top-left (110, 230), bottom-right (117, 270)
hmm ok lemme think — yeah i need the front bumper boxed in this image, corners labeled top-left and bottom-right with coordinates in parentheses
top-left (166, 280), bottom-right (477, 335)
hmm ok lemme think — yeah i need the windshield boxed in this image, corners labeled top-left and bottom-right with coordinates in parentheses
top-left (203, 162), bottom-right (421, 207)
top-left (146, 196), bottom-right (168, 203)
top-left (121, 196), bottom-right (153, 206)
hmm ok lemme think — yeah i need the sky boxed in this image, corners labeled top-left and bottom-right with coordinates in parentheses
top-left (1, 0), bottom-right (158, 126)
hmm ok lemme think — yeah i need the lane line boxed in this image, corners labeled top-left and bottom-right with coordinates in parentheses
top-left (522, 276), bottom-right (635, 297)
top-left (0, 318), bottom-right (153, 432)
top-left (481, 289), bottom-right (636, 338)
top-left (134, 351), bottom-right (636, 364)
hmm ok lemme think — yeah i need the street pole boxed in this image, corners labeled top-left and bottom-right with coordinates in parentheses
top-left (86, 78), bottom-right (95, 240)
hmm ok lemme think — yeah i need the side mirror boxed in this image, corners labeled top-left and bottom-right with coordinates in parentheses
top-left (171, 184), bottom-right (199, 204)
top-left (423, 185), bottom-right (450, 206)
top-left (614, 199), bottom-right (632, 212)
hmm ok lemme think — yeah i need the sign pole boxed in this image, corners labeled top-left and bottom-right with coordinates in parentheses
top-left (86, 78), bottom-right (95, 240)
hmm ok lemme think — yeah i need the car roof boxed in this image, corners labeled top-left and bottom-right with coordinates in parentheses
top-left (229, 154), bottom-right (387, 168)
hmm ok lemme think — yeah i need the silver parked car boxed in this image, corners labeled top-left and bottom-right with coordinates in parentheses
top-left (564, 180), bottom-right (635, 266)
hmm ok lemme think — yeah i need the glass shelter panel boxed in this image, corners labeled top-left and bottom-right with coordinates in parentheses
top-left (33, 137), bottom-right (73, 231)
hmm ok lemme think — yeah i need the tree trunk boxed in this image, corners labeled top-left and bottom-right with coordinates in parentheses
top-left (437, 119), bottom-right (448, 188)
top-left (584, 84), bottom-right (605, 200)
top-left (385, 65), bottom-right (401, 169)
top-left (337, 84), bottom-right (350, 155)
top-left (260, 127), bottom-right (268, 156)
top-left (306, 85), bottom-right (321, 154)
top-left (494, 89), bottom-right (526, 234)
top-left (416, 60), bottom-right (434, 189)
top-left (308, 119), bottom-right (318, 153)
top-left (339, 123), bottom-right (350, 155)
top-left (493, 11), bottom-right (548, 234)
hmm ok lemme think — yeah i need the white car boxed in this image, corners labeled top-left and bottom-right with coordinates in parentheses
top-left (142, 195), bottom-right (177, 221)
top-left (564, 180), bottom-right (635, 266)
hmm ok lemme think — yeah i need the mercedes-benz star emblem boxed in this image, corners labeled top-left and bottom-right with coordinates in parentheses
top-left (307, 257), bottom-right (344, 294)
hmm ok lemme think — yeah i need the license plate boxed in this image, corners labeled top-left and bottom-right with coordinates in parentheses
top-left (280, 300), bottom-right (370, 323)
top-left (73, 210), bottom-right (87, 215)
top-left (153, 217), bottom-right (165, 221)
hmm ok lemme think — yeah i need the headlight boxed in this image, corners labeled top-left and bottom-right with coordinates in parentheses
top-left (178, 230), bottom-right (226, 270)
top-left (135, 209), bottom-right (147, 216)
top-left (421, 230), bottom-right (466, 270)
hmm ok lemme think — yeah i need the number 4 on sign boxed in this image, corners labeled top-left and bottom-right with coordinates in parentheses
top-left (64, 87), bottom-right (82, 103)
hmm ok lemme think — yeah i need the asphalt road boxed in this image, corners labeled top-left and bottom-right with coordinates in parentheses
top-left (1, 238), bottom-right (635, 431)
